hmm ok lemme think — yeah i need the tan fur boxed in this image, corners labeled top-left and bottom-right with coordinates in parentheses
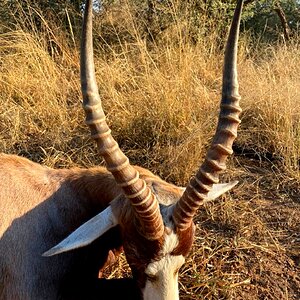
top-left (0, 153), bottom-right (184, 299)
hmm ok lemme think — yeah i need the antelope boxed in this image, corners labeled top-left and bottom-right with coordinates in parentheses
top-left (0, 0), bottom-right (244, 299)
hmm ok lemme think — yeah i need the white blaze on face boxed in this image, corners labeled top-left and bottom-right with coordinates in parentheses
top-left (142, 232), bottom-right (185, 300)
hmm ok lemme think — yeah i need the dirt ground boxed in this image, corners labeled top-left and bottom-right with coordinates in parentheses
top-left (178, 157), bottom-right (300, 299)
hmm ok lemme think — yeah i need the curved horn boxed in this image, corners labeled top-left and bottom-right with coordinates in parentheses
top-left (81, 0), bottom-right (164, 240)
top-left (173, 0), bottom-right (244, 230)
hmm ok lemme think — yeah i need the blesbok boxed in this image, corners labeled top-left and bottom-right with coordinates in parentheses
top-left (0, 0), bottom-right (244, 299)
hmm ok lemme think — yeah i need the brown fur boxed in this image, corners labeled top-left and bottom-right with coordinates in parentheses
top-left (0, 153), bottom-right (122, 299)
top-left (109, 190), bottom-right (194, 293)
top-left (173, 224), bottom-right (195, 257)
top-left (0, 153), bottom-right (193, 299)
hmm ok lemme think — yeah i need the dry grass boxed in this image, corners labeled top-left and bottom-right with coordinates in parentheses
top-left (239, 43), bottom-right (300, 179)
top-left (0, 4), bottom-right (300, 299)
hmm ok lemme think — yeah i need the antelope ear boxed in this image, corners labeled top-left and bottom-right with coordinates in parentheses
top-left (43, 206), bottom-right (119, 257)
top-left (205, 181), bottom-right (238, 202)
top-left (179, 181), bottom-right (238, 202)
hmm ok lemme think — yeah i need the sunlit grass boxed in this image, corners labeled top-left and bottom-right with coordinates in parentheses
top-left (1, 2), bottom-right (300, 299)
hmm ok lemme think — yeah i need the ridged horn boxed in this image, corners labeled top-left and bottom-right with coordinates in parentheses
top-left (173, 0), bottom-right (244, 230)
top-left (81, 0), bottom-right (164, 240)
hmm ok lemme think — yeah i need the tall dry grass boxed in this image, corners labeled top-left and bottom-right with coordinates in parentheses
top-left (1, 26), bottom-right (300, 180)
top-left (0, 2), bottom-right (300, 298)
top-left (239, 42), bottom-right (300, 178)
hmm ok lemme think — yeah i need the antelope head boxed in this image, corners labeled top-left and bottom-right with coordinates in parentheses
top-left (44, 0), bottom-right (244, 299)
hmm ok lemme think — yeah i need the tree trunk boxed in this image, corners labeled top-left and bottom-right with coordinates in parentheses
top-left (274, 2), bottom-right (291, 41)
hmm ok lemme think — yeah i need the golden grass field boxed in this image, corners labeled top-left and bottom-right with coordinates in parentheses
top-left (0, 2), bottom-right (300, 299)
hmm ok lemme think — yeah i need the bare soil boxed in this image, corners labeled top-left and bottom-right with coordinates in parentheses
top-left (180, 157), bottom-right (300, 299)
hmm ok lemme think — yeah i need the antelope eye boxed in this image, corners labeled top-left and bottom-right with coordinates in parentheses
top-left (146, 274), bottom-right (158, 283)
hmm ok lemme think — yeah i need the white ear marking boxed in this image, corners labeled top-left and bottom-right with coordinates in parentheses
top-left (205, 180), bottom-right (238, 202)
top-left (179, 181), bottom-right (237, 203)
top-left (42, 206), bottom-right (118, 257)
